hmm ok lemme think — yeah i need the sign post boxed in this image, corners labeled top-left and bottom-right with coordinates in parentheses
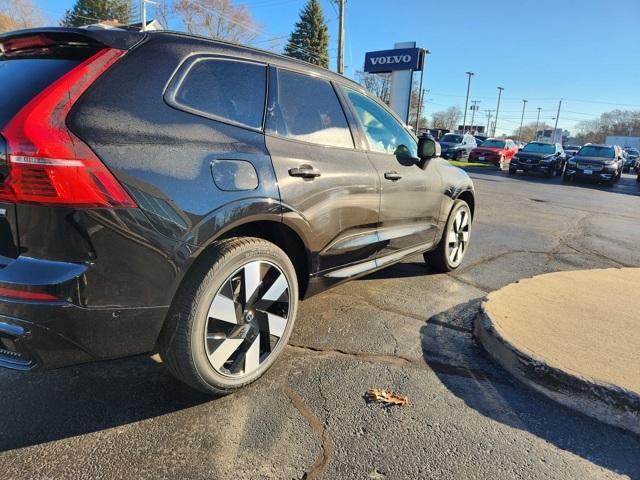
top-left (364, 43), bottom-right (425, 125)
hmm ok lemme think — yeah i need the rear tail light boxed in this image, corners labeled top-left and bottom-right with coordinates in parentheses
top-left (0, 48), bottom-right (137, 208)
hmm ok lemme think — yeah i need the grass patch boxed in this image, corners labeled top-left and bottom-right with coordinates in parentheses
top-left (448, 160), bottom-right (495, 169)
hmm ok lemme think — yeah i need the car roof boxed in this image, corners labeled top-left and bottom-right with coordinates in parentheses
top-left (0, 27), bottom-right (363, 90)
top-left (146, 30), bottom-right (363, 89)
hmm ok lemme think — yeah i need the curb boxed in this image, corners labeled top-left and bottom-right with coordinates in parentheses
top-left (474, 302), bottom-right (640, 435)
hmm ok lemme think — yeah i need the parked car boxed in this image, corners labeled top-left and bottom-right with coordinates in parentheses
top-left (509, 142), bottom-right (566, 177)
top-left (563, 145), bottom-right (580, 158)
top-left (439, 133), bottom-right (477, 160)
top-left (468, 138), bottom-right (518, 170)
top-left (623, 147), bottom-right (639, 172)
top-left (0, 27), bottom-right (476, 395)
top-left (564, 144), bottom-right (623, 185)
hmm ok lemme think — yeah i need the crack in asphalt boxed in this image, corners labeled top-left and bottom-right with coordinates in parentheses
top-left (283, 385), bottom-right (334, 480)
top-left (286, 344), bottom-right (512, 386)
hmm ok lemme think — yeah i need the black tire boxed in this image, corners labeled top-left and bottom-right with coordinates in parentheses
top-left (159, 237), bottom-right (298, 395)
top-left (545, 163), bottom-right (555, 178)
top-left (508, 167), bottom-right (516, 175)
top-left (562, 174), bottom-right (570, 182)
top-left (424, 199), bottom-right (472, 273)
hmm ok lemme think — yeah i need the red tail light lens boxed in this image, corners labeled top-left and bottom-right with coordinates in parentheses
top-left (0, 48), bottom-right (137, 208)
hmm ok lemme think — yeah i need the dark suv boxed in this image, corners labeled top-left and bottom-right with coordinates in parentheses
top-left (564, 144), bottom-right (623, 185)
top-left (509, 142), bottom-right (566, 177)
top-left (0, 27), bottom-right (475, 395)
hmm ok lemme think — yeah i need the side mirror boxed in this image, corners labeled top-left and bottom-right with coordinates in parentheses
top-left (418, 136), bottom-right (440, 160)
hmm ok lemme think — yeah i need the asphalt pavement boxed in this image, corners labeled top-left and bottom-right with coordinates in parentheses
top-left (1, 170), bottom-right (639, 480)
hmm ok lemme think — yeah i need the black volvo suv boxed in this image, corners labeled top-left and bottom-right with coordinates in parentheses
top-left (0, 27), bottom-right (475, 394)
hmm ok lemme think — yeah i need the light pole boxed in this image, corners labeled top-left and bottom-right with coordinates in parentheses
top-left (535, 107), bottom-right (542, 141)
top-left (461, 71), bottom-right (474, 134)
top-left (517, 99), bottom-right (528, 144)
top-left (485, 109), bottom-right (495, 135)
top-left (493, 86), bottom-right (504, 136)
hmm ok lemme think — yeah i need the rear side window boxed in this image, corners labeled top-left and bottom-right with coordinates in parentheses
top-left (170, 58), bottom-right (266, 129)
top-left (267, 69), bottom-right (353, 148)
top-left (0, 58), bottom-right (81, 128)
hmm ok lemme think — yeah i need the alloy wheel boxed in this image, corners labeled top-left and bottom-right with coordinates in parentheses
top-left (204, 260), bottom-right (291, 378)
top-left (446, 208), bottom-right (470, 267)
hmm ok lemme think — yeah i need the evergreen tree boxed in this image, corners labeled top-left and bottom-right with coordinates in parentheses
top-left (284, 0), bottom-right (329, 68)
top-left (61, 0), bottom-right (133, 27)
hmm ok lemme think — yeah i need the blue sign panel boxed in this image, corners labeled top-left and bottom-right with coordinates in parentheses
top-left (364, 48), bottom-right (424, 73)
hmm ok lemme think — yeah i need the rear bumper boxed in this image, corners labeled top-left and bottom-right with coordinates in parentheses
top-left (0, 255), bottom-right (168, 370)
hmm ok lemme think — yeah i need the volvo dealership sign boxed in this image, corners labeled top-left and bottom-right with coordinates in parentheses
top-left (364, 47), bottom-right (424, 73)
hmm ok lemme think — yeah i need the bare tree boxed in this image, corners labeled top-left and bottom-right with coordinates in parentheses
top-left (574, 109), bottom-right (640, 144)
top-left (431, 106), bottom-right (462, 131)
top-left (172, 0), bottom-right (261, 44)
top-left (355, 70), bottom-right (391, 104)
top-left (0, 0), bottom-right (47, 32)
top-left (511, 122), bottom-right (553, 143)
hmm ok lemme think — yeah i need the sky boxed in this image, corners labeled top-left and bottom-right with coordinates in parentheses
top-left (38, 0), bottom-right (640, 136)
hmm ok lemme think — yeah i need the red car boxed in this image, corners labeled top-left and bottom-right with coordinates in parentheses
top-left (468, 138), bottom-right (518, 169)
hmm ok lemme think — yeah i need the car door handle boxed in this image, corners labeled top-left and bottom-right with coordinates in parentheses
top-left (289, 165), bottom-right (321, 179)
top-left (384, 171), bottom-right (402, 181)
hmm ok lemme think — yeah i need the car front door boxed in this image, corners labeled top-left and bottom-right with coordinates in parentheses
top-left (340, 86), bottom-right (443, 258)
top-left (264, 68), bottom-right (380, 274)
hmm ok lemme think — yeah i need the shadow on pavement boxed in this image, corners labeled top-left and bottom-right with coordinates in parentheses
top-left (420, 300), bottom-right (640, 478)
top-left (0, 355), bottom-right (210, 452)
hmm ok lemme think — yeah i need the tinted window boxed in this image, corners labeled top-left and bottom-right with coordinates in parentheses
top-left (577, 145), bottom-right (615, 158)
top-left (521, 143), bottom-right (555, 154)
top-left (482, 140), bottom-right (506, 148)
top-left (343, 87), bottom-right (417, 157)
top-left (173, 59), bottom-right (266, 129)
top-left (0, 58), bottom-right (81, 128)
top-left (441, 134), bottom-right (463, 144)
top-left (267, 70), bottom-right (353, 148)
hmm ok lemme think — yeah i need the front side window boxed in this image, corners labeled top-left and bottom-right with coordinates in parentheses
top-left (171, 58), bottom-right (266, 129)
top-left (267, 70), bottom-right (353, 148)
top-left (342, 87), bottom-right (417, 157)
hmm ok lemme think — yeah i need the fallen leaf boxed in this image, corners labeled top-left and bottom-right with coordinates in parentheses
top-left (365, 388), bottom-right (408, 406)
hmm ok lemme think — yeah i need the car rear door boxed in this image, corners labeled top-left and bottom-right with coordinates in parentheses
top-left (264, 67), bottom-right (380, 274)
top-left (339, 86), bottom-right (442, 258)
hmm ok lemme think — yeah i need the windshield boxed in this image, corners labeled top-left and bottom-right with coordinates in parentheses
top-left (521, 143), bottom-right (555, 154)
top-left (480, 140), bottom-right (505, 148)
top-left (625, 148), bottom-right (639, 155)
top-left (564, 145), bottom-right (579, 150)
top-left (441, 134), bottom-right (462, 143)
top-left (578, 145), bottom-right (615, 158)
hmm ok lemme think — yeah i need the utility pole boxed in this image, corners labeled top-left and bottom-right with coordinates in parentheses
top-left (415, 87), bottom-right (429, 132)
top-left (553, 99), bottom-right (562, 137)
top-left (462, 71), bottom-right (474, 134)
top-left (469, 100), bottom-right (480, 134)
top-left (517, 99), bottom-right (528, 144)
top-left (485, 109), bottom-right (495, 135)
top-left (336, 0), bottom-right (345, 74)
top-left (535, 107), bottom-right (542, 141)
top-left (494, 86), bottom-right (504, 136)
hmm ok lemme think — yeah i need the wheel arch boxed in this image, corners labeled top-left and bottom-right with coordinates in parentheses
top-left (456, 189), bottom-right (475, 219)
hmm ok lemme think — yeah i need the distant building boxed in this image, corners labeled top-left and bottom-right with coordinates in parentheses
top-left (605, 135), bottom-right (640, 149)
